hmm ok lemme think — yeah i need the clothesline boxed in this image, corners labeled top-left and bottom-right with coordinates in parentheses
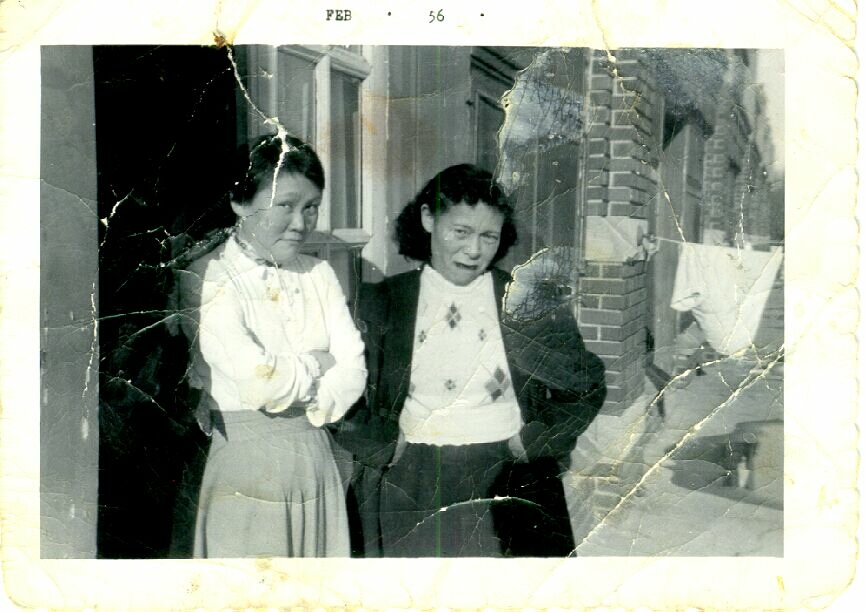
top-left (644, 234), bottom-right (784, 249)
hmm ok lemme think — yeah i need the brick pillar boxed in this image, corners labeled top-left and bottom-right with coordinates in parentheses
top-left (579, 50), bottom-right (658, 412)
top-left (586, 50), bottom-right (612, 217)
top-left (579, 261), bottom-right (648, 413)
top-left (702, 122), bottom-right (729, 237)
top-left (607, 49), bottom-right (660, 218)
top-left (586, 49), bottom-right (661, 219)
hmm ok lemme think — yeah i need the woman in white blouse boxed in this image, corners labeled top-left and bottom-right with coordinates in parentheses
top-left (178, 134), bottom-right (366, 557)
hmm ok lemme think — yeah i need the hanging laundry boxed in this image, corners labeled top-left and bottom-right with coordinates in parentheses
top-left (670, 243), bottom-right (783, 355)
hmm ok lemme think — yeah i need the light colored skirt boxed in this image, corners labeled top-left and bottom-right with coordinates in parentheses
top-left (193, 409), bottom-right (350, 558)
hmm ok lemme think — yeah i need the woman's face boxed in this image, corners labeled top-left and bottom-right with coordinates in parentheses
top-left (421, 201), bottom-right (504, 286)
top-left (232, 171), bottom-right (321, 265)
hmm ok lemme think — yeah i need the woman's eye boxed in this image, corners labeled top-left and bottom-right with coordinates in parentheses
top-left (482, 234), bottom-right (499, 244)
top-left (303, 204), bottom-right (319, 215)
top-left (451, 228), bottom-right (468, 238)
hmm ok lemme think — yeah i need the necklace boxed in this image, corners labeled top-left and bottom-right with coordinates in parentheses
top-left (233, 231), bottom-right (279, 268)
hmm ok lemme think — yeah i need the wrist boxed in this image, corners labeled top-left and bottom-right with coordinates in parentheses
top-left (299, 353), bottom-right (323, 380)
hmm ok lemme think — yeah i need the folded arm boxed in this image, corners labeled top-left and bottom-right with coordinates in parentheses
top-left (305, 264), bottom-right (368, 427)
top-left (178, 264), bottom-right (319, 413)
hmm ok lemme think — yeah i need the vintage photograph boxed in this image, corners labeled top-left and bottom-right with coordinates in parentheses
top-left (40, 44), bottom-right (785, 561)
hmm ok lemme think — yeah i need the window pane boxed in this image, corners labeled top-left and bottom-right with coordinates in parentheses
top-left (329, 72), bottom-right (361, 229)
top-left (277, 52), bottom-right (315, 142)
top-left (326, 247), bottom-right (361, 303)
top-left (476, 95), bottom-right (505, 173)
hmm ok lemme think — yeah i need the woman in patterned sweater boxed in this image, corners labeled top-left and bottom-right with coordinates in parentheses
top-left (335, 164), bottom-right (606, 557)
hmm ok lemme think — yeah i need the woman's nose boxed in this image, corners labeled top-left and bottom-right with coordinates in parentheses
top-left (288, 209), bottom-right (306, 231)
top-left (464, 235), bottom-right (482, 258)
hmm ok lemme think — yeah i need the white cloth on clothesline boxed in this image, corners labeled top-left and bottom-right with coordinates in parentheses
top-left (670, 243), bottom-right (783, 355)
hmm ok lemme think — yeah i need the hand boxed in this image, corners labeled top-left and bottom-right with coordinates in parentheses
top-left (520, 420), bottom-right (548, 459)
top-left (308, 350), bottom-right (336, 375)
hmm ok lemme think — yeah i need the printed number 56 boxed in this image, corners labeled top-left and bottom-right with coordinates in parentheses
top-left (429, 9), bottom-right (444, 22)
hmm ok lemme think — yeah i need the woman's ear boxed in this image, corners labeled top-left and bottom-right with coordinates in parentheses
top-left (420, 204), bottom-right (435, 234)
top-left (230, 201), bottom-right (251, 219)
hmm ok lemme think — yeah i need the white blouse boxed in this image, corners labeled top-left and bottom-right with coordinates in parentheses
top-left (178, 237), bottom-right (366, 427)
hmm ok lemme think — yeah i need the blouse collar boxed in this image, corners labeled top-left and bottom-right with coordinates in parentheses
top-left (231, 231), bottom-right (280, 268)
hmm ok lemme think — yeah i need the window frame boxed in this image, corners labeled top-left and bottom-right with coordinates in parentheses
top-left (243, 44), bottom-right (388, 290)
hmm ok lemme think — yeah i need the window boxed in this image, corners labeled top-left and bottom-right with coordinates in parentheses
top-left (476, 47), bottom-right (588, 270)
top-left (238, 45), bottom-right (380, 297)
top-left (328, 69), bottom-right (361, 229)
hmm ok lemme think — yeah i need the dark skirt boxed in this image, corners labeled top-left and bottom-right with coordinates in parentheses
top-left (491, 456), bottom-right (578, 557)
top-left (379, 441), bottom-right (510, 557)
top-left (379, 442), bottom-right (576, 557)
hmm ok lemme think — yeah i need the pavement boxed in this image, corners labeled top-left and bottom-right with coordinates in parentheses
top-left (564, 354), bottom-right (784, 556)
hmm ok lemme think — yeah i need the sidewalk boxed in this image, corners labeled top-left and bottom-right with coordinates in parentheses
top-left (564, 355), bottom-right (784, 556)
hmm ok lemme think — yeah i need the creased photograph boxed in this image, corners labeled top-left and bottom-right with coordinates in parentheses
top-left (0, 1), bottom-right (859, 609)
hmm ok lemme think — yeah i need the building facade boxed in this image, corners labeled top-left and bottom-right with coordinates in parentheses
top-left (40, 45), bottom-right (784, 557)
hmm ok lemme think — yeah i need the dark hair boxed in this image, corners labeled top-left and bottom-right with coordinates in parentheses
top-left (231, 134), bottom-right (325, 204)
top-left (394, 164), bottom-right (517, 265)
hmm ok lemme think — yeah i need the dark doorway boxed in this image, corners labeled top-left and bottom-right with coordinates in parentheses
top-left (647, 111), bottom-right (709, 376)
top-left (93, 46), bottom-right (238, 558)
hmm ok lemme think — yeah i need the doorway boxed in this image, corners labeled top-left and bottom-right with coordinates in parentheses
top-left (93, 45), bottom-right (238, 558)
top-left (647, 110), bottom-right (709, 376)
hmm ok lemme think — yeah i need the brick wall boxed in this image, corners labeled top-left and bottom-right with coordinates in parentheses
top-left (701, 116), bottom-right (732, 236)
top-left (578, 261), bottom-right (648, 412)
top-left (579, 49), bottom-right (777, 412)
top-left (742, 142), bottom-right (771, 239)
top-left (702, 74), bottom-right (774, 243)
